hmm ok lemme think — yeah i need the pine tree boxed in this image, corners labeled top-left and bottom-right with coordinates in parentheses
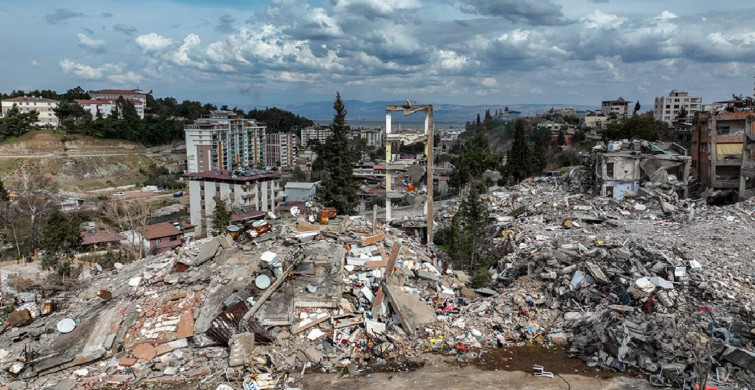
top-left (503, 119), bottom-right (531, 182)
top-left (318, 92), bottom-right (360, 214)
top-left (557, 129), bottom-right (566, 146)
top-left (211, 196), bottom-right (231, 234)
top-left (475, 113), bottom-right (481, 128)
top-left (633, 101), bottom-right (641, 115)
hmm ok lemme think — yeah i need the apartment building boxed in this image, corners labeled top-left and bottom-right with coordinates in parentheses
top-left (351, 127), bottom-right (384, 148)
top-left (185, 110), bottom-right (266, 173)
top-left (601, 98), bottom-right (630, 117)
top-left (184, 169), bottom-right (282, 235)
top-left (74, 99), bottom-right (114, 118)
top-left (300, 125), bottom-right (332, 148)
top-left (265, 132), bottom-right (294, 167)
top-left (89, 89), bottom-right (147, 119)
top-left (1, 96), bottom-right (59, 126)
top-left (691, 108), bottom-right (755, 198)
top-left (654, 90), bottom-right (702, 125)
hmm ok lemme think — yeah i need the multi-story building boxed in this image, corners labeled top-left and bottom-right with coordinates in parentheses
top-left (654, 90), bottom-right (702, 125)
top-left (184, 169), bottom-right (282, 235)
top-left (692, 108), bottom-right (755, 198)
top-left (89, 89), bottom-right (147, 119)
top-left (351, 127), bottom-right (384, 148)
top-left (300, 125), bottom-right (332, 148)
top-left (74, 99), bottom-right (115, 118)
top-left (265, 132), bottom-right (294, 168)
top-left (601, 98), bottom-right (630, 117)
top-left (185, 110), bottom-right (266, 173)
top-left (1, 96), bottom-right (59, 126)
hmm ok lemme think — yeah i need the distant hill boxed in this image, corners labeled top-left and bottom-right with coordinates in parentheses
top-left (283, 100), bottom-right (597, 124)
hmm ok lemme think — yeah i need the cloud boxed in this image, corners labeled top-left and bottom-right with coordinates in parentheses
top-left (581, 10), bottom-right (624, 29)
top-left (45, 8), bottom-right (86, 24)
top-left (330, 0), bottom-right (421, 20)
top-left (77, 33), bottom-right (106, 52)
top-left (114, 24), bottom-right (137, 35)
top-left (216, 14), bottom-right (235, 33)
top-left (59, 59), bottom-right (119, 79)
top-left (594, 55), bottom-right (624, 80)
top-left (586, 0), bottom-right (609, 3)
top-left (656, 10), bottom-right (678, 20)
top-left (108, 71), bottom-right (143, 85)
top-left (135, 33), bottom-right (174, 53)
top-left (30, 60), bottom-right (40, 67)
top-left (101, 12), bottom-right (113, 18)
top-left (458, 0), bottom-right (567, 25)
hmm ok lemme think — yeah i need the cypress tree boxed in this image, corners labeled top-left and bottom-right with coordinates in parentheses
top-left (318, 92), bottom-right (360, 214)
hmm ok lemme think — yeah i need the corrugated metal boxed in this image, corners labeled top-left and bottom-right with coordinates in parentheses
top-left (206, 301), bottom-right (273, 345)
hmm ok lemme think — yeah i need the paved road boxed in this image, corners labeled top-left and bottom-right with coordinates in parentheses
top-left (0, 152), bottom-right (150, 158)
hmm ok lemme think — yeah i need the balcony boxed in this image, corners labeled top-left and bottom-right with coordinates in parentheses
top-left (712, 179), bottom-right (740, 189)
top-left (715, 158), bottom-right (742, 166)
top-left (741, 161), bottom-right (755, 178)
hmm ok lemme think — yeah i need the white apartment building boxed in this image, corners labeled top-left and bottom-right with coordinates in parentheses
top-left (352, 127), bottom-right (384, 148)
top-left (74, 99), bottom-right (115, 118)
top-left (89, 89), bottom-right (147, 119)
top-left (654, 90), bottom-right (702, 125)
top-left (184, 169), bottom-right (282, 235)
top-left (185, 110), bottom-right (266, 173)
top-left (265, 132), bottom-right (294, 168)
top-left (601, 98), bottom-right (630, 117)
top-left (0, 97), bottom-right (59, 126)
top-left (300, 125), bottom-right (332, 148)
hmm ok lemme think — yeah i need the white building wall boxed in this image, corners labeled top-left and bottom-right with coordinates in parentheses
top-left (188, 180), bottom-right (203, 232)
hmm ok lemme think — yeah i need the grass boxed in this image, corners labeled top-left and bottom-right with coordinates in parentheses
top-left (0, 129), bottom-right (65, 145)
top-left (0, 158), bottom-right (19, 176)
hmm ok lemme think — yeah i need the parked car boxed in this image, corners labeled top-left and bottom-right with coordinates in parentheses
top-left (113, 191), bottom-right (125, 196)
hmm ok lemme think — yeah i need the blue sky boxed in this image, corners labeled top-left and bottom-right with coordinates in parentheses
top-left (1, 0), bottom-right (754, 109)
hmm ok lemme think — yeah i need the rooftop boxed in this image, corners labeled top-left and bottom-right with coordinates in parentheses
top-left (90, 89), bottom-right (144, 95)
top-left (2, 96), bottom-right (58, 103)
top-left (184, 170), bottom-right (281, 183)
top-left (284, 182), bottom-right (316, 190)
top-left (138, 222), bottom-right (181, 240)
top-left (74, 99), bottom-right (111, 105)
top-left (81, 229), bottom-right (125, 246)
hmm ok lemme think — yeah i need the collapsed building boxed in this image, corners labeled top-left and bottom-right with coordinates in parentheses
top-left (587, 140), bottom-right (692, 200)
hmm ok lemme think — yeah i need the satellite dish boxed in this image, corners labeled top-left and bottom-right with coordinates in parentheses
top-left (57, 318), bottom-right (76, 333)
top-left (290, 206), bottom-right (300, 217)
top-left (267, 211), bottom-right (277, 219)
top-left (255, 274), bottom-right (271, 290)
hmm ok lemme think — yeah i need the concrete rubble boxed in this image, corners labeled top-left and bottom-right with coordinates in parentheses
top-left (0, 178), bottom-right (753, 389)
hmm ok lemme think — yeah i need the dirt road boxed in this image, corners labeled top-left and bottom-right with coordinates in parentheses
top-left (298, 355), bottom-right (654, 390)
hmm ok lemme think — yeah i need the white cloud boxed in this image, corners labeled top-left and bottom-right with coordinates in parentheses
top-left (135, 33), bottom-right (174, 53)
top-left (436, 50), bottom-right (469, 70)
top-left (59, 59), bottom-right (120, 80)
top-left (581, 10), bottom-right (624, 29)
top-left (30, 60), bottom-right (40, 67)
top-left (77, 33), bottom-right (105, 50)
top-left (480, 77), bottom-right (498, 87)
top-left (171, 33), bottom-right (202, 67)
top-left (595, 55), bottom-right (624, 81)
top-left (109, 71), bottom-right (143, 84)
top-left (656, 10), bottom-right (678, 20)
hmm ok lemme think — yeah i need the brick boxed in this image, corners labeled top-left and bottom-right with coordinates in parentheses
top-left (132, 343), bottom-right (157, 362)
top-left (176, 310), bottom-right (195, 339)
top-left (189, 367), bottom-right (211, 379)
top-left (155, 338), bottom-right (188, 357)
top-left (362, 233), bottom-right (384, 246)
top-left (119, 357), bottom-right (138, 367)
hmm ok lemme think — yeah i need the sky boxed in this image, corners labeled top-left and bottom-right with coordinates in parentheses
top-left (1, 0), bottom-right (755, 110)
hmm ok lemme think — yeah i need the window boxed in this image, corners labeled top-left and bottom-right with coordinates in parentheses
top-left (155, 238), bottom-right (161, 244)
top-left (606, 162), bottom-right (614, 178)
top-left (605, 186), bottom-right (614, 198)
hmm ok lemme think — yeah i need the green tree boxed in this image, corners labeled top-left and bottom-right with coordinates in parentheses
top-left (449, 133), bottom-right (499, 192)
top-left (602, 115), bottom-right (671, 141)
top-left (502, 119), bottom-right (532, 182)
top-left (316, 93), bottom-right (360, 214)
top-left (54, 100), bottom-right (88, 129)
top-left (211, 196), bottom-right (232, 234)
top-left (40, 209), bottom-right (82, 274)
top-left (0, 104), bottom-right (39, 140)
top-left (447, 186), bottom-right (492, 285)
top-left (291, 166), bottom-right (308, 182)
top-left (633, 101), bottom-right (641, 115)
top-left (557, 129), bottom-right (566, 146)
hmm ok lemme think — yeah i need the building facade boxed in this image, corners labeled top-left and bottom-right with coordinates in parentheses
top-left (300, 125), bottom-right (332, 148)
top-left (654, 90), bottom-right (702, 125)
top-left (74, 99), bottom-right (115, 118)
top-left (184, 169), bottom-right (282, 235)
top-left (89, 89), bottom-right (147, 119)
top-left (185, 111), bottom-right (266, 173)
top-left (284, 182), bottom-right (317, 202)
top-left (351, 127), bottom-right (384, 148)
top-left (265, 132), bottom-right (294, 167)
top-left (601, 98), bottom-right (630, 117)
top-left (692, 110), bottom-right (755, 196)
top-left (1, 97), bottom-right (59, 126)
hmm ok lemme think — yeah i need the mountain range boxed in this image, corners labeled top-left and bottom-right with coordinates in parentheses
top-left (282, 100), bottom-right (598, 124)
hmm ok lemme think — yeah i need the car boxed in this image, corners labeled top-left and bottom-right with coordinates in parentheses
top-left (113, 191), bottom-right (125, 196)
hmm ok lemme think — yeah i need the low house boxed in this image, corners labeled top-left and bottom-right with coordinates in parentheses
top-left (284, 182), bottom-right (317, 202)
top-left (138, 222), bottom-right (184, 255)
top-left (80, 227), bottom-right (125, 253)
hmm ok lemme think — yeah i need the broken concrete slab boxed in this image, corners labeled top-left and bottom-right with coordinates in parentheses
top-left (383, 284), bottom-right (436, 336)
top-left (291, 313), bottom-right (330, 334)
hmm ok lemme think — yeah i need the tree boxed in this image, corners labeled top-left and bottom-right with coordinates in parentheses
top-left (291, 166), bottom-right (308, 182)
top-left (677, 106), bottom-right (689, 120)
top-left (475, 113), bottom-right (481, 128)
top-left (502, 119), bottom-right (532, 182)
top-left (449, 133), bottom-right (499, 192)
top-left (316, 93), bottom-right (360, 214)
top-left (633, 101), bottom-right (641, 115)
top-left (104, 199), bottom-right (151, 260)
top-left (211, 196), bottom-right (232, 234)
top-left (447, 186), bottom-right (493, 286)
top-left (0, 104), bottom-right (39, 140)
top-left (40, 209), bottom-right (82, 275)
top-left (557, 129), bottom-right (566, 146)
top-left (602, 115), bottom-right (671, 141)
top-left (54, 101), bottom-right (88, 128)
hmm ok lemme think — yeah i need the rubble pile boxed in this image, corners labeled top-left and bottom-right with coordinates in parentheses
top-left (0, 178), bottom-right (753, 389)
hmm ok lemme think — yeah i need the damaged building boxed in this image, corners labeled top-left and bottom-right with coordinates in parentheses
top-left (590, 140), bottom-right (691, 200)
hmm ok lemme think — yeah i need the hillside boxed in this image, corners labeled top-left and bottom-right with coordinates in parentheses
top-left (0, 130), bottom-right (145, 156)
